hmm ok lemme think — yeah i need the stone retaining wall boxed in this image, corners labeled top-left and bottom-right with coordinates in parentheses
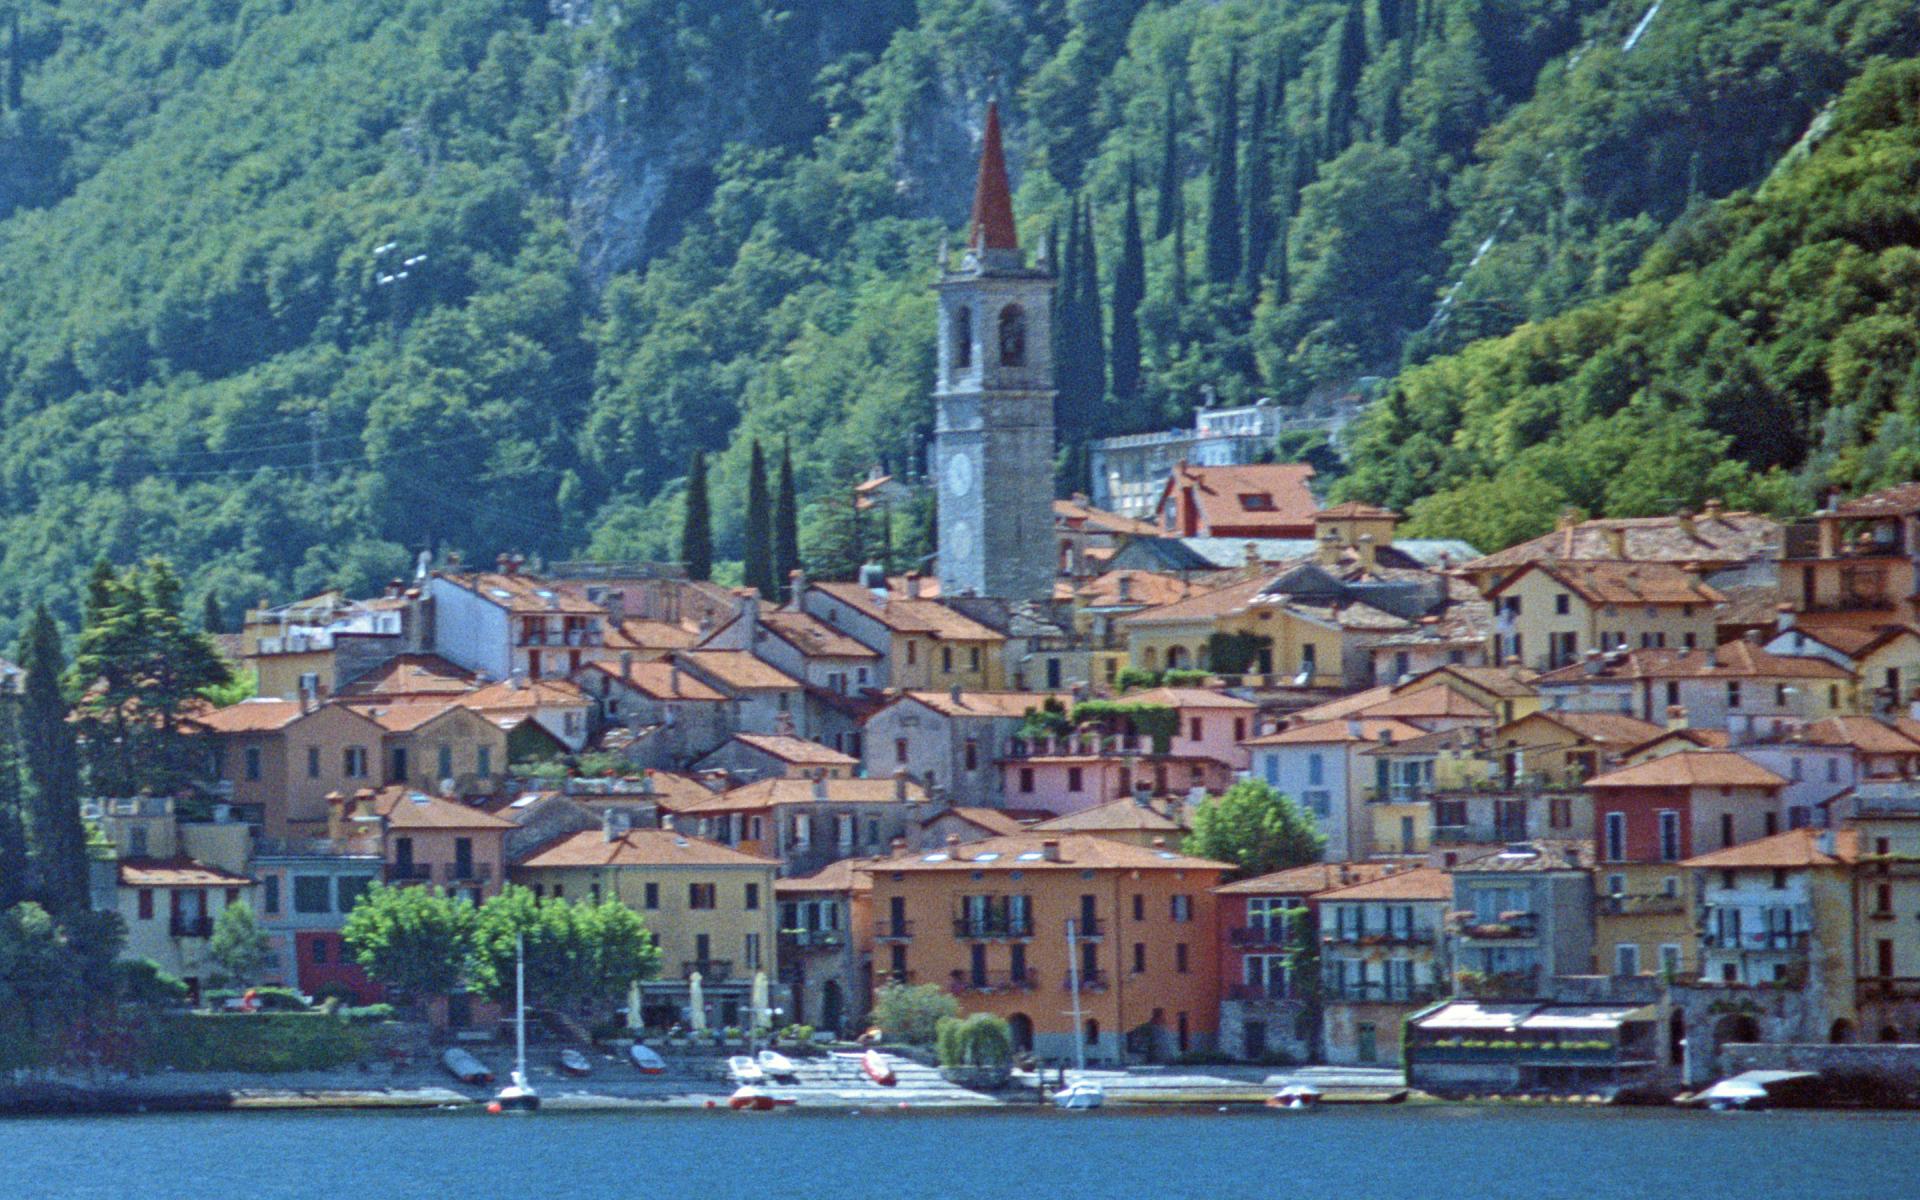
top-left (1722, 1042), bottom-right (1920, 1088)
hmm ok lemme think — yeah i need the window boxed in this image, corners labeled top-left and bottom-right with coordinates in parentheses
top-left (1170, 895), bottom-right (1192, 922)
top-left (1549, 797), bottom-right (1573, 829)
top-left (1772, 868), bottom-right (1789, 891)
top-left (1175, 943), bottom-right (1190, 974)
top-left (1132, 942), bottom-right (1146, 973)
top-left (745, 933), bottom-right (762, 971)
top-left (1554, 593), bottom-right (1570, 615)
top-left (643, 882), bottom-right (659, 910)
top-left (1828, 758), bottom-right (1841, 783)
top-left (1604, 812), bottom-right (1627, 862)
top-left (244, 747), bottom-right (262, 781)
top-left (1775, 684), bottom-right (1789, 707)
top-left (1132, 894), bottom-right (1145, 921)
top-left (294, 876), bottom-right (331, 914)
top-left (1234, 718), bottom-right (1246, 741)
top-left (952, 306), bottom-right (972, 369)
top-left (1189, 717), bottom-right (1203, 742)
top-left (1719, 812), bottom-right (1735, 849)
top-left (1764, 811), bottom-right (1778, 837)
top-left (791, 814), bottom-right (812, 847)
top-left (1605, 873), bottom-right (1626, 897)
top-left (337, 876), bottom-right (368, 913)
top-left (263, 875), bottom-right (281, 915)
top-left (1067, 767), bottom-right (1083, 793)
top-left (437, 744), bottom-right (453, 780)
top-left (941, 646), bottom-right (953, 674)
top-left (1727, 681), bottom-right (1742, 710)
top-left (745, 883), bottom-right (760, 911)
top-left (138, 890), bottom-right (155, 920)
top-left (998, 304), bottom-right (1026, 366)
top-left (1666, 681), bottom-right (1681, 708)
top-left (1614, 943), bottom-right (1641, 976)
top-left (906, 641), bottom-right (917, 666)
top-left (344, 746), bottom-right (368, 778)
top-left (1659, 944), bottom-right (1682, 976)
top-left (477, 746), bottom-right (492, 777)
top-left (964, 739), bottom-right (978, 771)
top-left (689, 883), bottom-right (716, 910)
top-left (969, 647), bottom-right (981, 671)
top-left (1659, 811), bottom-right (1681, 861)
top-left (311, 938), bottom-right (328, 965)
top-left (1019, 768), bottom-right (1034, 794)
top-left (895, 738), bottom-right (909, 765)
top-left (306, 747), bottom-right (321, 779)
top-left (1307, 753), bottom-right (1324, 786)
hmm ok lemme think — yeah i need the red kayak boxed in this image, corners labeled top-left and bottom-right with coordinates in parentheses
top-left (862, 1050), bottom-right (897, 1087)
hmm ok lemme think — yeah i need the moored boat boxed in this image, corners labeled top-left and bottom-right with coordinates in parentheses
top-left (757, 1049), bottom-right (799, 1082)
top-left (629, 1043), bottom-right (667, 1075)
top-left (1053, 1080), bottom-right (1104, 1110)
top-left (862, 1049), bottom-right (897, 1087)
top-left (442, 1048), bottom-right (494, 1085)
top-left (1266, 1083), bottom-right (1323, 1111)
top-left (557, 1048), bottom-right (593, 1078)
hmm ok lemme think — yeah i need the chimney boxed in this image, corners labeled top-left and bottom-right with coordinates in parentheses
top-left (742, 591), bottom-right (760, 635)
top-left (1676, 507), bottom-right (1697, 540)
top-left (602, 807), bottom-right (631, 842)
top-left (949, 683), bottom-right (962, 706)
top-left (620, 651), bottom-right (634, 679)
top-left (788, 568), bottom-right (807, 609)
top-left (1317, 532), bottom-right (1342, 567)
top-left (1584, 649), bottom-right (1604, 676)
top-left (904, 571), bottom-right (922, 600)
top-left (890, 835), bottom-right (908, 856)
top-left (1703, 497), bottom-right (1724, 519)
top-left (1666, 705), bottom-right (1689, 731)
top-left (1150, 836), bottom-right (1167, 849)
top-left (893, 767), bottom-right (909, 802)
top-left (1556, 508), bottom-right (1579, 532)
top-left (1040, 839), bottom-right (1061, 862)
top-left (1346, 718), bottom-right (1363, 739)
top-left (1355, 533), bottom-right (1377, 572)
top-left (1775, 604), bottom-right (1796, 633)
top-left (1602, 526), bottom-right (1626, 559)
top-left (497, 552), bottom-right (511, 574)
top-left (1133, 780), bottom-right (1153, 807)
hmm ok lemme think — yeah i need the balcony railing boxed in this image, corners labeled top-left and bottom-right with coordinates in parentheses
top-left (1227, 981), bottom-right (1297, 1003)
top-left (1600, 894), bottom-right (1686, 917)
top-left (1857, 976), bottom-right (1920, 1000)
top-left (1323, 928), bottom-right (1437, 947)
top-left (682, 959), bottom-right (733, 982)
top-left (953, 917), bottom-right (1035, 940)
top-left (384, 862), bottom-right (432, 883)
top-left (1363, 786), bottom-right (1431, 805)
top-left (874, 920), bottom-right (914, 941)
top-left (1323, 982), bottom-right (1441, 1004)
top-left (1228, 924), bottom-right (1297, 948)
top-left (1065, 970), bottom-right (1110, 993)
top-left (1702, 930), bottom-right (1809, 952)
top-left (778, 928), bottom-right (845, 950)
top-left (441, 862), bottom-right (494, 885)
top-left (170, 916), bottom-right (214, 938)
top-left (1455, 913), bottom-right (1540, 940)
top-left (950, 972), bottom-right (1040, 995)
top-left (879, 970), bottom-right (917, 988)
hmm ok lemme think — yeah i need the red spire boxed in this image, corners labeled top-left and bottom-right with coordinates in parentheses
top-left (967, 102), bottom-right (1019, 253)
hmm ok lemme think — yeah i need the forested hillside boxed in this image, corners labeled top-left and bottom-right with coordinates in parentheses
top-left (0, 0), bottom-right (1915, 630)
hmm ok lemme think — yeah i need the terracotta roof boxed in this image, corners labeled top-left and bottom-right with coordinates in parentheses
top-left (629, 770), bottom-right (727, 810)
top-left (1074, 569), bottom-right (1223, 610)
top-left (1791, 621), bottom-right (1920, 659)
top-left (1584, 751), bottom-right (1787, 789)
top-left (1450, 839), bottom-right (1592, 873)
top-left (1245, 718), bottom-right (1429, 747)
top-left (1163, 462), bottom-right (1318, 536)
top-left (676, 776), bottom-right (929, 813)
top-left (1626, 728), bottom-right (1730, 756)
top-left (118, 857), bottom-right (254, 887)
top-left (1831, 482), bottom-right (1920, 519)
top-left (604, 618), bottom-right (701, 654)
top-left (519, 828), bottom-right (777, 870)
top-left (581, 660), bottom-right (727, 702)
top-left (774, 857), bottom-right (878, 894)
top-left (1396, 665), bottom-right (1539, 699)
top-left (335, 654), bottom-right (477, 699)
top-left (935, 807), bottom-right (1029, 836)
top-left (1290, 686), bottom-right (1397, 723)
top-left (1123, 686), bottom-right (1258, 710)
top-left (462, 678), bottom-right (591, 710)
top-left (1799, 717), bottom-right (1920, 756)
top-left (372, 787), bottom-right (517, 830)
top-left (1316, 866), bottom-right (1452, 902)
top-left (1315, 502), bottom-right (1399, 520)
top-left (760, 610), bottom-right (880, 659)
top-left (1491, 560), bottom-right (1724, 606)
top-left (678, 650), bottom-right (801, 692)
top-left (898, 690), bottom-right (1069, 719)
top-left (1352, 687), bottom-right (1494, 722)
top-left (1029, 799), bottom-right (1188, 834)
top-left (1508, 711), bottom-right (1667, 747)
top-left (811, 582), bottom-right (1005, 641)
top-left (1894, 717), bottom-right (1920, 746)
top-left (1461, 511), bottom-right (1780, 575)
top-left (1114, 573), bottom-right (1275, 627)
top-left (967, 100), bottom-right (1018, 252)
top-left (189, 698), bottom-right (306, 733)
top-left (870, 832), bottom-right (1227, 873)
top-left (356, 702), bottom-right (467, 733)
top-left (1682, 827), bottom-right (1859, 869)
top-left (726, 734), bottom-right (859, 766)
top-left (437, 572), bottom-right (605, 615)
top-left (1214, 861), bottom-right (1403, 896)
top-left (1359, 726), bottom-right (1482, 756)
top-left (1054, 498), bottom-right (1163, 538)
top-left (1535, 642), bottom-right (1853, 685)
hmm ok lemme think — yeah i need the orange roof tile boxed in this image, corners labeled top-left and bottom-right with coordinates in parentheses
top-left (118, 857), bottom-right (254, 887)
top-left (1491, 560), bottom-right (1724, 606)
top-left (580, 660), bottom-right (727, 702)
top-left (189, 698), bottom-right (307, 733)
top-left (1800, 717), bottom-right (1920, 756)
top-left (872, 832), bottom-right (1227, 873)
top-left (811, 583), bottom-right (1004, 641)
top-left (1831, 482), bottom-right (1920, 519)
top-left (676, 776), bottom-right (929, 813)
top-left (1244, 718), bottom-right (1429, 746)
top-left (1462, 512), bottom-right (1780, 575)
top-left (1584, 751), bottom-right (1787, 789)
top-left (726, 734), bottom-right (859, 766)
top-left (1114, 573), bottom-right (1274, 627)
top-left (936, 807), bottom-right (1029, 837)
top-left (1162, 462), bottom-right (1319, 536)
top-left (1123, 686), bottom-right (1258, 710)
top-left (774, 856), bottom-right (878, 894)
top-left (1511, 711), bottom-right (1668, 747)
top-left (603, 618), bottom-right (702, 654)
top-left (1315, 866), bottom-right (1452, 902)
top-left (1352, 688), bottom-right (1493, 721)
top-left (372, 787), bottom-right (517, 830)
top-left (356, 702), bottom-right (468, 733)
top-left (1074, 569), bottom-right (1224, 610)
top-left (1053, 497), bottom-right (1163, 538)
top-left (760, 610), bottom-right (881, 659)
top-left (899, 690), bottom-right (1070, 719)
top-left (678, 650), bottom-right (801, 692)
top-left (1536, 641), bottom-right (1853, 685)
top-left (519, 828), bottom-right (777, 869)
top-left (437, 572), bottom-right (605, 615)
top-left (462, 678), bottom-right (592, 710)
top-left (335, 654), bottom-right (477, 699)
top-left (1290, 686), bottom-right (1397, 724)
top-left (1214, 861), bottom-right (1405, 896)
top-left (1029, 799), bottom-right (1187, 834)
top-left (1682, 827), bottom-right (1858, 869)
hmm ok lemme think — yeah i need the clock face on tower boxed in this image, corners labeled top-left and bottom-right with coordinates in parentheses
top-left (946, 518), bottom-right (975, 564)
top-left (945, 450), bottom-right (975, 497)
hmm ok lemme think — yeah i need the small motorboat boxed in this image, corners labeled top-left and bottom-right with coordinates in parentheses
top-left (494, 1069), bottom-right (540, 1114)
top-left (442, 1048), bottom-right (494, 1085)
top-left (557, 1048), bottom-right (593, 1078)
top-left (861, 1049), bottom-right (896, 1087)
top-left (729, 1055), bottom-right (766, 1084)
top-left (1699, 1078), bottom-right (1771, 1111)
top-left (727, 1084), bottom-right (798, 1111)
top-left (1053, 1080), bottom-right (1104, 1110)
top-left (757, 1049), bottom-right (800, 1083)
top-left (629, 1043), bottom-right (666, 1075)
top-left (1266, 1083), bottom-right (1323, 1111)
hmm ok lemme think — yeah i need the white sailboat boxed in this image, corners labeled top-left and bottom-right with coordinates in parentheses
top-left (493, 933), bottom-right (540, 1114)
top-left (1054, 918), bottom-right (1104, 1110)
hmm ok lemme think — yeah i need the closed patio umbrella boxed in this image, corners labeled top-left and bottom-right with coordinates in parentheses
top-left (688, 971), bottom-right (707, 1035)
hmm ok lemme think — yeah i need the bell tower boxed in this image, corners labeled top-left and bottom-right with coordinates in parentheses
top-left (934, 102), bottom-right (1057, 601)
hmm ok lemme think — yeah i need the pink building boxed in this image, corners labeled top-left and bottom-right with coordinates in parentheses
top-left (998, 688), bottom-right (1255, 816)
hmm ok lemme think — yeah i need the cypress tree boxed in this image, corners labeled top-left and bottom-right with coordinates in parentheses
top-left (1171, 190), bottom-right (1189, 314)
top-left (1078, 199), bottom-right (1106, 406)
top-left (1110, 162), bottom-right (1146, 405)
top-left (201, 589), bottom-right (225, 634)
top-left (1242, 78), bottom-right (1277, 295)
top-left (18, 606), bottom-right (87, 916)
top-left (0, 704), bottom-right (26, 911)
top-left (680, 450), bottom-right (713, 582)
top-left (1327, 2), bottom-right (1368, 152)
top-left (773, 438), bottom-right (801, 600)
top-left (1204, 48), bottom-right (1243, 285)
top-left (743, 440), bottom-right (773, 599)
top-left (1154, 80), bottom-right (1182, 241)
top-left (5, 13), bottom-right (21, 114)
top-left (1272, 221), bottom-right (1292, 305)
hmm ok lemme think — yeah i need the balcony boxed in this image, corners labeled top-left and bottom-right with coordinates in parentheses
top-left (441, 862), bottom-right (494, 885)
top-left (1065, 970), bottom-right (1110, 994)
top-left (1857, 976), bottom-right (1920, 1000)
top-left (1323, 928), bottom-right (1437, 948)
top-left (1324, 982), bottom-right (1441, 1004)
top-left (1363, 786), bottom-right (1430, 805)
top-left (170, 915), bottom-right (215, 939)
top-left (384, 862), bottom-right (433, 884)
top-left (1227, 981), bottom-right (1297, 1003)
top-left (953, 917), bottom-right (1034, 940)
top-left (950, 971), bottom-right (1040, 995)
top-left (874, 920), bottom-right (915, 941)
top-left (1599, 894), bottom-right (1687, 917)
top-left (1068, 916), bottom-right (1104, 939)
top-left (1454, 913), bottom-right (1540, 940)
top-left (778, 928), bottom-right (845, 951)
top-left (1702, 930), bottom-right (1809, 952)
top-left (682, 959), bottom-right (733, 983)
top-left (1228, 924), bottom-right (1297, 948)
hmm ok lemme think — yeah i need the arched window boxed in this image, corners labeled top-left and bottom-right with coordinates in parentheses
top-left (951, 306), bottom-right (972, 370)
top-left (998, 304), bottom-right (1026, 366)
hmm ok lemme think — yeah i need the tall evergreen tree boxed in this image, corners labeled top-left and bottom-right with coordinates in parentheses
top-left (680, 450), bottom-right (712, 582)
top-left (18, 607), bottom-right (87, 915)
top-left (1078, 199), bottom-right (1107, 406)
top-left (1242, 77), bottom-right (1277, 295)
top-left (1171, 188), bottom-right (1189, 315)
top-left (773, 438), bottom-right (801, 599)
top-left (1272, 221), bottom-right (1292, 305)
top-left (1154, 80), bottom-right (1182, 241)
top-left (1204, 49), bottom-right (1243, 285)
top-left (5, 13), bottom-right (21, 114)
top-left (201, 589), bottom-right (225, 634)
top-left (1327, 2), bottom-right (1368, 152)
top-left (1110, 162), bottom-right (1146, 406)
top-left (743, 440), bottom-right (774, 599)
top-left (0, 705), bottom-right (27, 911)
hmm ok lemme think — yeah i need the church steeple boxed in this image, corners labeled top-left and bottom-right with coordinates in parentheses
top-left (968, 101), bottom-right (1019, 254)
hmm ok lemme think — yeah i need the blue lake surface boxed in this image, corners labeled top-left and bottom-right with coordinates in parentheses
top-left (1, 1105), bottom-right (1915, 1199)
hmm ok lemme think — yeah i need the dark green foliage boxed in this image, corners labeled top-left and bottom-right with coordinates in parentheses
top-left (0, 705), bottom-right (25, 911)
top-left (743, 440), bottom-right (774, 600)
top-left (341, 883), bottom-right (476, 1000)
top-left (16, 606), bottom-right (85, 915)
top-left (681, 451), bottom-right (713, 582)
top-left (1203, 631), bottom-right (1271, 675)
top-left (774, 439), bottom-right (801, 599)
top-left (1204, 49), bottom-right (1242, 286)
top-left (1242, 77), bottom-right (1277, 294)
top-left (1154, 79), bottom-right (1182, 241)
top-left (200, 589), bottom-right (225, 634)
top-left (1185, 779), bottom-right (1326, 880)
top-left (1326, 2), bottom-right (1368, 152)
top-left (137, 1013), bottom-right (372, 1073)
top-left (1110, 164), bottom-right (1146, 405)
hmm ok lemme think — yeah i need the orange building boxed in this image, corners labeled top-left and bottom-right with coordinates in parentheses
top-left (866, 833), bottom-right (1229, 1064)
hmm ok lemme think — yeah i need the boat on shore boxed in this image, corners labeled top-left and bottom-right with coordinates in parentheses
top-left (727, 1085), bottom-right (797, 1112)
top-left (862, 1050), bottom-right (896, 1087)
top-left (491, 935), bottom-right (540, 1113)
top-left (728, 1056), bottom-right (765, 1084)
top-left (1266, 1084), bottom-right (1323, 1111)
top-left (557, 1049), bottom-right (593, 1078)
top-left (629, 1044), bottom-right (666, 1075)
top-left (442, 1049), bottom-right (493, 1086)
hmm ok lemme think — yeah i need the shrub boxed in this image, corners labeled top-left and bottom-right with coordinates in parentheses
top-left (871, 983), bottom-right (959, 1046)
top-left (338, 1004), bottom-right (397, 1023)
top-left (1114, 668), bottom-right (1162, 692)
top-left (139, 1013), bottom-right (372, 1072)
top-left (1163, 669), bottom-right (1211, 686)
top-left (311, 981), bottom-right (359, 1007)
top-left (114, 958), bottom-right (191, 1007)
top-left (203, 986), bottom-right (310, 1011)
top-left (935, 1013), bottom-right (1012, 1068)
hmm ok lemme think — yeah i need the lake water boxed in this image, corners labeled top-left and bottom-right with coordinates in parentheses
top-left (2, 1105), bottom-right (1915, 1199)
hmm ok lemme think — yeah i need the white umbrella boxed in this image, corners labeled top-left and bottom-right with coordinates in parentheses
top-left (688, 971), bottom-right (707, 1035)
top-left (752, 970), bottom-right (770, 1034)
top-left (627, 979), bottom-right (644, 1032)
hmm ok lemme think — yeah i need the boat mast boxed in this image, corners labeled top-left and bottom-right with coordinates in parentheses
top-left (514, 931), bottom-right (527, 1078)
top-left (1065, 918), bottom-right (1085, 1074)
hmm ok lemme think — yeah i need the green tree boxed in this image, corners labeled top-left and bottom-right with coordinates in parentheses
top-left (681, 450), bottom-right (713, 582)
top-left (871, 981), bottom-right (959, 1046)
top-left (1326, 0), bottom-right (1368, 152)
top-left (773, 438), bottom-right (801, 600)
top-left (1110, 162), bottom-right (1146, 406)
top-left (1154, 79), bottom-right (1182, 241)
top-left (470, 885), bottom-right (659, 1014)
top-left (743, 440), bottom-right (774, 599)
top-left (936, 1012), bottom-right (1012, 1067)
top-left (1242, 75), bottom-right (1278, 294)
top-left (207, 900), bottom-right (271, 986)
top-left (0, 707), bottom-right (27, 911)
top-left (341, 884), bottom-right (476, 1000)
top-left (201, 590), bottom-right (225, 634)
top-left (17, 607), bottom-right (87, 915)
top-left (1204, 48), bottom-right (1243, 286)
top-left (1184, 779), bottom-right (1325, 880)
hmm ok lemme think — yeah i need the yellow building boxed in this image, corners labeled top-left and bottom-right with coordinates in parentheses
top-left (1117, 573), bottom-right (1346, 683)
top-left (802, 581), bottom-right (1006, 691)
top-left (1392, 665), bottom-right (1542, 727)
top-left (94, 797), bottom-right (256, 999)
top-left (356, 702), bottom-right (510, 793)
top-left (1780, 483), bottom-right (1920, 624)
top-left (512, 821), bottom-right (780, 1031)
top-left (1486, 560), bottom-right (1724, 672)
top-left (1491, 711), bottom-right (1667, 787)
